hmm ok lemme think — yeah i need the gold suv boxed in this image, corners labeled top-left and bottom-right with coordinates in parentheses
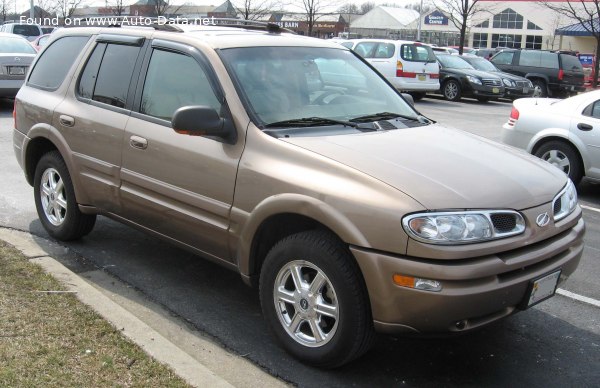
top-left (13, 21), bottom-right (585, 368)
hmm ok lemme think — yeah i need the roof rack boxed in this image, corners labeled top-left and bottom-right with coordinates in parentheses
top-left (73, 16), bottom-right (294, 34)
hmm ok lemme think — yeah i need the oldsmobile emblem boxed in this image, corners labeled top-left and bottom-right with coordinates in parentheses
top-left (14, 57), bottom-right (20, 62)
top-left (536, 212), bottom-right (550, 227)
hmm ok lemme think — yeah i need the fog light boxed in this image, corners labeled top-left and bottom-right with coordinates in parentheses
top-left (393, 274), bottom-right (442, 292)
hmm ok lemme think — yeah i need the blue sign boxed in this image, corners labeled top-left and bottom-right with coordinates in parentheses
top-left (425, 11), bottom-right (448, 26)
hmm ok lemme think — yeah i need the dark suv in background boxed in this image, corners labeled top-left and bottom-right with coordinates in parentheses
top-left (491, 49), bottom-right (584, 97)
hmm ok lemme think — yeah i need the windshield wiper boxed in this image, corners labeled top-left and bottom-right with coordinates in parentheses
top-left (350, 112), bottom-right (426, 123)
top-left (264, 117), bottom-right (375, 131)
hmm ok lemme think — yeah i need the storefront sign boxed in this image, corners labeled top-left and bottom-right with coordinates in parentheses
top-left (425, 11), bottom-right (448, 26)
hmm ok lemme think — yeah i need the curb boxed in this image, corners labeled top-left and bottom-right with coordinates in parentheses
top-left (0, 228), bottom-right (287, 388)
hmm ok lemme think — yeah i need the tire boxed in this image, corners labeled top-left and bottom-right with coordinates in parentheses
top-left (442, 80), bottom-right (461, 101)
top-left (531, 79), bottom-right (547, 97)
top-left (34, 151), bottom-right (96, 241)
top-left (409, 92), bottom-right (426, 101)
top-left (259, 230), bottom-right (374, 368)
top-left (534, 141), bottom-right (583, 185)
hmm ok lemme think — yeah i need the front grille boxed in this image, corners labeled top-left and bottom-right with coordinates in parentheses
top-left (490, 213), bottom-right (517, 233)
top-left (515, 80), bottom-right (530, 88)
top-left (482, 79), bottom-right (502, 87)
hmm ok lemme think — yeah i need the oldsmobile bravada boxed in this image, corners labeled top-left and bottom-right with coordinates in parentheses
top-left (13, 21), bottom-right (585, 368)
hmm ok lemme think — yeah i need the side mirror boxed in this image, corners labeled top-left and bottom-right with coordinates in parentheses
top-left (401, 93), bottom-right (415, 107)
top-left (172, 106), bottom-right (236, 144)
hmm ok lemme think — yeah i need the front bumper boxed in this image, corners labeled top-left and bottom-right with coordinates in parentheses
top-left (465, 82), bottom-right (504, 98)
top-left (352, 215), bottom-right (585, 335)
top-left (504, 86), bottom-right (534, 99)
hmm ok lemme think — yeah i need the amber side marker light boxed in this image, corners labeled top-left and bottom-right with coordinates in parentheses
top-left (393, 274), bottom-right (442, 292)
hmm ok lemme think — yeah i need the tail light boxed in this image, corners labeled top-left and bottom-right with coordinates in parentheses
top-left (396, 60), bottom-right (404, 77)
top-left (558, 69), bottom-right (564, 80)
top-left (507, 106), bottom-right (519, 127)
top-left (430, 73), bottom-right (439, 79)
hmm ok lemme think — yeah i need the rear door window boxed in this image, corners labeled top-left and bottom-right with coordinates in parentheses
top-left (400, 44), bottom-right (435, 62)
top-left (492, 51), bottom-right (514, 65)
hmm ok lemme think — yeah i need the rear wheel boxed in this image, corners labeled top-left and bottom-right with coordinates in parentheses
top-left (409, 92), bottom-right (426, 101)
top-left (534, 141), bottom-right (583, 184)
top-left (443, 80), bottom-right (461, 101)
top-left (259, 230), bottom-right (374, 368)
top-left (531, 79), bottom-right (547, 97)
top-left (34, 151), bottom-right (96, 241)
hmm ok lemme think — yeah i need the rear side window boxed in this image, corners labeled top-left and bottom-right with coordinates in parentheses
top-left (354, 42), bottom-right (377, 58)
top-left (583, 100), bottom-right (600, 118)
top-left (13, 24), bottom-right (40, 37)
top-left (401, 44), bottom-right (435, 62)
top-left (78, 43), bottom-right (140, 109)
top-left (28, 36), bottom-right (89, 90)
top-left (560, 54), bottom-right (583, 71)
top-left (540, 52), bottom-right (559, 68)
top-left (519, 51), bottom-right (541, 66)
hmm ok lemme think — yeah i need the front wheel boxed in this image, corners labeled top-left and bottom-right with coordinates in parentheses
top-left (34, 151), bottom-right (96, 241)
top-left (259, 230), bottom-right (374, 368)
top-left (531, 79), bottom-right (547, 97)
top-left (443, 80), bottom-right (461, 101)
top-left (534, 141), bottom-right (583, 185)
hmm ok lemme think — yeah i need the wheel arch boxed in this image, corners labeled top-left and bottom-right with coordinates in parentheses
top-left (236, 194), bottom-right (370, 287)
top-left (23, 124), bottom-right (91, 205)
top-left (530, 134), bottom-right (587, 173)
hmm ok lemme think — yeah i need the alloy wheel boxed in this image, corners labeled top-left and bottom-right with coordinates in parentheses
top-left (40, 167), bottom-right (67, 226)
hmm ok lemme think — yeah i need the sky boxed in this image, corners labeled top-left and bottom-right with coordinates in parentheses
top-left (13, 0), bottom-right (421, 15)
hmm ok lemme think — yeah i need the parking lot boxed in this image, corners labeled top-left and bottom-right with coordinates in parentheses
top-left (1, 95), bottom-right (599, 386)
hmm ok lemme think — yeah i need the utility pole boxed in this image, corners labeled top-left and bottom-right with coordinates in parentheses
top-left (30, 0), bottom-right (34, 18)
top-left (416, 0), bottom-right (423, 41)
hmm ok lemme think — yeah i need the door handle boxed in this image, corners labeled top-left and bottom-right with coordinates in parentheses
top-left (129, 135), bottom-right (148, 150)
top-left (577, 123), bottom-right (593, 131)
top-left (59, 115), bottom-right (74, 127)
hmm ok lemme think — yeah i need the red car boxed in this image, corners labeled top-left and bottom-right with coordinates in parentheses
top-left (30, 34), bottom-right (51, 52)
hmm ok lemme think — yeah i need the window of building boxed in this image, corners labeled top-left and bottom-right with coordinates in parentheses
top-left (493, 9), bottom-right (524, 29)
top-left (491, 34), bottom-right (522, 48)
top-left (474, 20), bottom-right (489, 28)
top-left (140, 49), bottom-right (220, 121)
top-left (473, 33), bottom-right (489, 48)
top-left (28, 36), bottom-right (90, 90)
top-left (525, 35), bottom-right (542, 49)
top-left (527, 21), bottom-right (542, 30)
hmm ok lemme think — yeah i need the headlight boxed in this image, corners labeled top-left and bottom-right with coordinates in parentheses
top-left (402, 210), bottom-right (525, 245)
top-left (503, 78), bottom-right (515, 87)
top-left (528, 80), bottom-right (533, 88)
top-left (552, 179), bottom-right (578, 221)
top-left (466, 75), bottom-right (482, 85)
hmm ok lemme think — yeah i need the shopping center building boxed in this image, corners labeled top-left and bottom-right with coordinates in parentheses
top-left (349, 1), bottom-right (596, 54)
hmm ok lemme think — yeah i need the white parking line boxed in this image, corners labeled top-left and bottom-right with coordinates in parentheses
top-left (557, 288), bottom-right (600, 308)
top-left (580, 204), bottom-right (600, 213)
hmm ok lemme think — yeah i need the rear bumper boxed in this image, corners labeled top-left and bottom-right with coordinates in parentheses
top-left (388, 77), bottom-right (440, 92)
top-left (0, 79), bottom-right (25, 97)
top-left (352, 217), bottom-right (585, 335)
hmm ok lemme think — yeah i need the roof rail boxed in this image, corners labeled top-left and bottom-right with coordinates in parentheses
top-left (75, 16), bottom-right (294, 34)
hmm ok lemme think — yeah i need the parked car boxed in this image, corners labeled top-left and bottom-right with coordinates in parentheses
top-left (14, 22), bottom-right (584, 368)
top-left (502, 90), bottom-right (600, 184)
top-left (473, 48), bottom-right (500, 59)
top-left (461, 55), bottom-right (534, 100)
top-left (431, 46), bottom-right (458, 54)
top-left (491, 49), bottom-right (585, 98)
top-left (436, 53), bottom-right (504, 101)
top-left (351, 39), bottom-right (440, 99)
top-left (41, 26), bottom-right (56, 34)
top-left (31, 34), bottom-right (51, 51)
top-left (0, 32), bottom-right (37, 97)
top-left (0, 22), bottom-right (43, 41)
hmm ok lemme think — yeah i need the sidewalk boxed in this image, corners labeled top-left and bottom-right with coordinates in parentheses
top-left (0, 227), bottom-right (288, 388)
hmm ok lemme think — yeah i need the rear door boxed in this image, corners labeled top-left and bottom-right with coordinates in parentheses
top-left (574, 99), bottom-right (600, 178)
top-left (397, 43), bottom-right (439, 89)
top-left (353, 41), bottom-right (395, 78)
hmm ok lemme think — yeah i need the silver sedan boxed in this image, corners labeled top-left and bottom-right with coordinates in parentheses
top-left (502, 91), bottom-right (600, 185)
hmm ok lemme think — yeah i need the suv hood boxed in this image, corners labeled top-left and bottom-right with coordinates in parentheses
top-left (283, 124), bottom-right (566, 210)
top-left (444, 68), bottom-right (501, 79)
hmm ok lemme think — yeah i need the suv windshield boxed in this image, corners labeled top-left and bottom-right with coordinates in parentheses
top-left (220, 46), bottom-right (417, 128)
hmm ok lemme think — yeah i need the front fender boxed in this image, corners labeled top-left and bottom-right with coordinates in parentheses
top-left (232, 193), bottom-right (370, 277)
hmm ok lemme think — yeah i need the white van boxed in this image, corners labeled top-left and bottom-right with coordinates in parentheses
top-left (350, 39), bottom-right (439, 98)
top-left (0, 22), bottom-right (43, 41)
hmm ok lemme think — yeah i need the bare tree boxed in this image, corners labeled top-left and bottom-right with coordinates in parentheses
top-left (109, 0), bottom-right (126, 16)
top-left (34, 0), bottom-right (57, 19)
top-left (0, 0), bottom-right (13, 22)
top-left (437, 0), bottom-right (485, 54)
top-left (56, 0), bottom-right (87, 19)
top-left (235, 0), bottom-right (282, 20)
top-left (149, 0), bottom-right (182, 17)
top-left (359, 2), bottom-right (375, 14)
top-left (298, 0), bottom-right (339, 36)
top-left (541, 0), bottom-right (600, 87)
top-left (338, 3), bottom-right (359, 14)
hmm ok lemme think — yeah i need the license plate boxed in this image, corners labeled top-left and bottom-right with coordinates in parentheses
top-left (492, 87), bottom-right (500, 94)
top-left (418, 74), bottom-right (426, 81)
top-left (8, 66), bottom-right (25, 75)
top-left (521, 270), bottom-right (561, 309)
top-left (523, 87), bottom-right (529, 93)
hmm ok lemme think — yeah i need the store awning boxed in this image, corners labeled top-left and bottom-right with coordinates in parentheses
top-left (556, 19), bottom-right (600, 36)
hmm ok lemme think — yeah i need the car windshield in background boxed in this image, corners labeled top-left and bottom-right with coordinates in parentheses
top-left (466, 57), bottom-right (498, 72)
top-left (437, 55), bottom-right (474, 69)
top-left (0, 37), bottom-right (37, 54)
top-left (220, 46), bottom-right (417, 129)
top-left (12, 25), bottom-right (40, 37)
